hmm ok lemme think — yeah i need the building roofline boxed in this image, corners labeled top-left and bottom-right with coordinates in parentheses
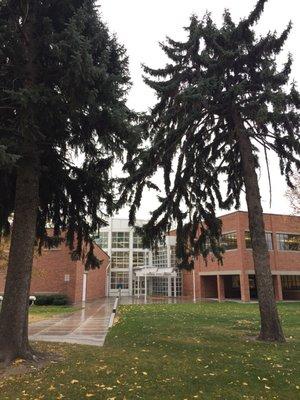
top-left (217, 210), bottom-right (300, 219)
top-left (93, 241), bottom-right (110, 258)
top-left (104, 217), bottom-right (148, 222)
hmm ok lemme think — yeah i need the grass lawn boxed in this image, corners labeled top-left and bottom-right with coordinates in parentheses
top-left (29, 305), bottom-right (80, 323)
top-left (0, 301), bottom-right (299, 399)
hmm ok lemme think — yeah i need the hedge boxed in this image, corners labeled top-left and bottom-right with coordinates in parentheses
top-left (34, 294), bottom-right (69, 306)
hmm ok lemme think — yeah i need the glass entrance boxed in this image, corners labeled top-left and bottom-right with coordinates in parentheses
top-left (152, 277), bottom-right (169, 296)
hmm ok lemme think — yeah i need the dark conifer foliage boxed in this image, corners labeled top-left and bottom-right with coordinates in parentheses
top-left (0, 0), bottom-right (136, 258)
top-left (0, 0), bottom-right (137, 361)
top-left (123, 0), bottom-right (300, 341)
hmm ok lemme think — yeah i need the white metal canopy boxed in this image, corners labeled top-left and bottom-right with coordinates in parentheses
top-left (134, 266), bottom-right (177, 277)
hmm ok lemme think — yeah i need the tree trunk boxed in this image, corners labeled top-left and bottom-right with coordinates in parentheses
top-left (236, 117), bottom-right (285, 342)
top-left (0, 158), bottom-right (39, 363)
top-left (0, 3), bottom-right (40, 363)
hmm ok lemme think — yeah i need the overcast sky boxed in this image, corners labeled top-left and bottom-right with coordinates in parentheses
top-left (98, 0), bottom-right (300, 220)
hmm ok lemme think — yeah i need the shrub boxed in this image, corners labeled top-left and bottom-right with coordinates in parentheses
top-left (52, 295), bottom-right (69, 306)
top-left (35, 295), bottom-right (53, 306)
top-left (35, 294), bottom-right (69, 306)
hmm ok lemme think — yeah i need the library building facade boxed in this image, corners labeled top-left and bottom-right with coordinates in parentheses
top-left (1, 212), bottom-right (299, 303)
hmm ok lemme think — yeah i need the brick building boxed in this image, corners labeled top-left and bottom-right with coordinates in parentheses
top-left (1, 212), bottom-right (299, 303)
top-left (183, 211), bottom-right (300, 301)
top-left (0, 239), bottom-right (109, 304)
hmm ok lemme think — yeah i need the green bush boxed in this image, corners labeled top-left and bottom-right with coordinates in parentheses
top-left (52, 295), bottom-right (69, 306)
top-left (35, 294), bottom-right (69, 306)
top-left (35, 295), bottom-right (52, 306)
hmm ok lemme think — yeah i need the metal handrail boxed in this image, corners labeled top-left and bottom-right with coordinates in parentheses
top-left (0, 295), bottom-right (36, 306)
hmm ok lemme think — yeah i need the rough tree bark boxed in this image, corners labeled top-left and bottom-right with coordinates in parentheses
top-left (0, 158), bottom-right (39, 363)
top-left (235, 112), bottom-right (285, 342)
top-left (0, 3), bottom-right (40, 363)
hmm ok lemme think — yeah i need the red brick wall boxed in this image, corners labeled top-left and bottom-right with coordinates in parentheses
top-left (182, 259), bottom-right (201, 297)
top-left (235, 212), bottom-right (300, 273)
top-left (202, 276), bottom-right (218, 298)
top-left (186, 212), bottom-right (300, 298)
top-left (72, 261), bottom-right (84, 304)
top-left (85, 245), bottom-right (109, 301)
top-left (30, 244), bottom-right (76, 299)
top-left (182, 270), bottom-right (194, 297)
top-left (0, 239), bottom-right (110, 304)
top-left (194, 212), bottom-right (300, 274)
top-left (195, 212), bottom-right (244, 274)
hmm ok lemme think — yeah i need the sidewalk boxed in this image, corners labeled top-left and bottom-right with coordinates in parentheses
top-left (29, 298), bottom-right (115, 346)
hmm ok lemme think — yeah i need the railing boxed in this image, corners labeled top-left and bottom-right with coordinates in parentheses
top-left (108, 289), bottom-right (121, 328)
top-left (0, 295), bottom-right (36, 306)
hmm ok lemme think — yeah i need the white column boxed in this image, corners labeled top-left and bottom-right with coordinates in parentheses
top-left (129, 229), bottom-right (133, 296)
top-left (137, 275), bottom-right (140, 298)
top-left (106, 269), bottom-right (109, 298)
top-left (148, 276), bottom-right (153, 296)
top-left (144, 273), bottom-right (147, 303)
top-left (167, 238), bottom-right (172, 297)
top-left (149, 250), bottom-right (153, 268)
top-left (107, 222), bottom-right (112, 297)
top-left (166, 240), bottom-right (171, 269)
top-left (82, 272), bottom-right (87, 302)
top-left (173, 276), bottom-right (177, 298)
top-left (168, 276), bottom-right (172, 297)
top-left (192, 269), bottom-right (196, 302)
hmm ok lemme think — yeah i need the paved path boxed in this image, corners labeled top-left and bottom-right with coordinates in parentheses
top-left (29, 298), bottom-right (115, 346)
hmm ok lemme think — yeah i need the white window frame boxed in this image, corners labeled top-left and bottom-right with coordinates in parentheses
top-left (111, 251), bottom-right (130, 269)
top-left (276, 232), bottom-right (300, 252)
top-left (112, 232), bottom-right (130, 249)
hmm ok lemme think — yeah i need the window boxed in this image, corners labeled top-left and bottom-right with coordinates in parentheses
top-left (170, 246), bottom-right (178, 268)
top-left (266, 233), bottom-right (273, 250)
top-left (171, 271), bottom-right (183, 296)
top-left (277, 233), bottom-right (300, 251)
top-left (132, 251), bottom-right (146, 268)
top-left (111, 251), bottom-right (129, 269)
top-left (245, 231), bottom-right (273, 250)
top-left (152, 247), bottom-right (168, 268)
top-left (112, 232), bottom-right (129, 248)
top-left (152, 277), bottom-right (169, 296)
top-left (176, 274), bottom-right (182, 296)
top-left (221, 232), bottom-right (237, 250)
top-left (281, 275), bottom-right (300, 290)
top-left (110, 272), bottom-right (129, 289)
top-left (94, 231), bottom-right (108, 248)
top-left (245, 232), bottom-right (251, 249)
top-left (133, 233), bottom-right (144, 249)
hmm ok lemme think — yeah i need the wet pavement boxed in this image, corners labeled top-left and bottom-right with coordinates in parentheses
top-left (29, 298), bottom-right (115, 346)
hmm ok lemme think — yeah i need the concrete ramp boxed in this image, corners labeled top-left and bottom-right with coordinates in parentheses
top-left (29, 298), bottom-right (115, 346)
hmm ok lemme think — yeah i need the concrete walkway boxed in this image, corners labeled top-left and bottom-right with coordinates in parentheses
top-left (29, 298), bottom-right (115, 346)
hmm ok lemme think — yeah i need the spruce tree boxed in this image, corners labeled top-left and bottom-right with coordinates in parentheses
top-left (0, 0), bottom-right (136, 362)
top-left (123, 0), bottom-right (300, 341)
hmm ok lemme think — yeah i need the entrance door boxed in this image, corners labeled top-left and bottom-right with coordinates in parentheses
top-left (109, 271), bottom-right (130, 296)
top-left (152, 277), bottom-right (169, 296)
